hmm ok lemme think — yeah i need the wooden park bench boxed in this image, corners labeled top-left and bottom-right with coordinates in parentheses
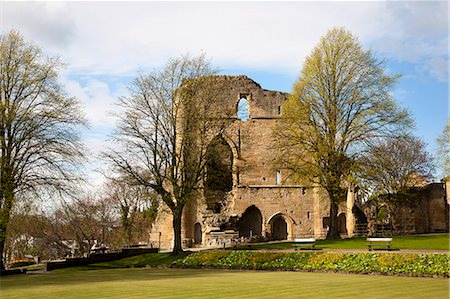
top-left (366, 237), bottom-right (393, 251)
top-left (292, 238), bottom-right (316, 250)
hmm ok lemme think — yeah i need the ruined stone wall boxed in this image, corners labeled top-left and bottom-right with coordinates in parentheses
top-left (149, 76), bottom-right (350, 249)
top-left (364, 183), bottom-right (449, 236)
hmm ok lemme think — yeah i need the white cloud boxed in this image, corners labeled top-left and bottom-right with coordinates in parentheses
top-left (4, 1), bottom-right (446, 80)
top-left (367, 1), bottom-right (448, 81)
top-left (63, 77), bottom-right (126, 128)
top-left (1, 2), bottom-right (76, 53)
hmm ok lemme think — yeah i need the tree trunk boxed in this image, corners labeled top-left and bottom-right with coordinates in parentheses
top-left (171, 206), bottom-right (184, 255)
top-left (0, 225), bottom-right (6, 271)
top-left (327, 196), bottom-right (341, 239)
top-left (0, 187), bottom-right (14, 271)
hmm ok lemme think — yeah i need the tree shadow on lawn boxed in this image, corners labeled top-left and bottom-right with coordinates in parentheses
top-left (1, 268), bottom-right (229, 289)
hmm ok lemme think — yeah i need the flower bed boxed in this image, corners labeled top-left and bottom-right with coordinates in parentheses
top-left (174, 251), bottom-right (450, 277)
top-left (8, 258), bottom-right (35, 268)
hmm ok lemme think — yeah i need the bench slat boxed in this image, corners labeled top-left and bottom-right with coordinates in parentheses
top-left (366, 237), bottom-right (393, 251)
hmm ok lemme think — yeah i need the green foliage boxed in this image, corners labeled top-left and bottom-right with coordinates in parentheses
top-left (275, 27), bottom-right (412, 238)
top-left (8, 257), bottom-right (35, 268)
top-left (175, 251), bottom-right (450, 277)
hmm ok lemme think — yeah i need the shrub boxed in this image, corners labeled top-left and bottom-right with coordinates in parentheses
top-left (8, 258), bottom-right (35, 268)
top-left (307, 253), bottom-right (345, 270)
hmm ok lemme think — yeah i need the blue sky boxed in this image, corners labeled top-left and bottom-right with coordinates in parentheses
top-left (1, 1), bottom-right (448, 187)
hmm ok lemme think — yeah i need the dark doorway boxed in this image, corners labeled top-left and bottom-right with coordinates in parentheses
top-left (272, 216), bottom-right (288, 240)
top-left (338, 213), bottom-right (347, 234)
top-left (194, 223), bottom-right (202, 244)
top-left (238, 206), bottom-right (262, 237)
top-left (205, 135), bottom-right (233, 213)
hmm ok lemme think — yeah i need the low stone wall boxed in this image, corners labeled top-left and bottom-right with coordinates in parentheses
top-left (46, 248), bottom-right (159, 271)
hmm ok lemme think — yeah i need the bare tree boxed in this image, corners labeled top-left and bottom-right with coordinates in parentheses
top-left (103, 54), bottom-right (226, 254)
top-left (360, 135), bottom-right (434, 233)
top-left (275, 28), bottom-right (411, 238)
top-left (0, 31), bottom-right (86, 269)
top-left (56, 195), bottom-right (117, 257)
top-left (362, 135), bottom-right (434, 195)
top-left (103, 179), bottom-right (157, 246)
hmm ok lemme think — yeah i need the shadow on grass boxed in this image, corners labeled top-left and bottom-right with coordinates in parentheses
top-left (1, 268), bottom-right (230, 289)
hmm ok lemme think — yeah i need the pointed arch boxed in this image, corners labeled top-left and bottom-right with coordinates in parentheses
top-left (268, 213), bottom-right (295, 241)
top-left (238, 205), bottom-right (263, 237)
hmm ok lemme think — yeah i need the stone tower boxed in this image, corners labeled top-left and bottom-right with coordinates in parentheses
top-left (149, 76), bottom-right (354, 249)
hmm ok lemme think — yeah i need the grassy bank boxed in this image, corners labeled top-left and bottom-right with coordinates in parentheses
top-left (239, 234), bottom-right (450, 251)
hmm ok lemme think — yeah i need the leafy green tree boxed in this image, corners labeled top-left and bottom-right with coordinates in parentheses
top-left (0, 30), bottom-right (86, 269)
top-left (436, 118), bottom-right (450, 177)
top-left (276, 28), bottom-right (411, 238)
top-left (104, 54), bottom-right (226, 254)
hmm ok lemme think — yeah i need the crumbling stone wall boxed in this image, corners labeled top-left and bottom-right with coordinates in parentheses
top-left (363, 183), bottom-right (449, 236)
top-left (149, 76), bottom-right (353, 249)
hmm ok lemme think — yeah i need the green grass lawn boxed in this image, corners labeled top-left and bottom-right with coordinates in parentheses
top-left (1, 268), bottom-right (448, 299)
top-left (243, 234), bottom-right (450, 251)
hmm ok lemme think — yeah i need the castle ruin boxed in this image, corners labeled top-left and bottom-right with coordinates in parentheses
top-left (149, 76), bottom-right (448, 249)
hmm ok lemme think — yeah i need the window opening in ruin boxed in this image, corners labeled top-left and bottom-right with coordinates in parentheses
top-left (276, 171), bottom-right (281, 185)
top-left (238, 205), bottom-right (262, 238)
top-left (307, 211), bottom-right (311, 219)
top-left (278, 106), bottom-right (281, 115)
top-left (237, 97), bottom-right (249, 121)
top-left (338, 213), bottom-right (347, 234)
top-left (205, 135), bottom-right (233, 213)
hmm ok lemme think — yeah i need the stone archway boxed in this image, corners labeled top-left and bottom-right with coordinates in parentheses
top-left (272, 217), bottom-right (288, 240)
top-left (268, 213), bottom-right (294, 240)
top-left (194, 223), bottom-right (202, 244)
top-left (338, 213), bottom-right (347, 234)
top-left (238, 205), bottom-right (262, 237)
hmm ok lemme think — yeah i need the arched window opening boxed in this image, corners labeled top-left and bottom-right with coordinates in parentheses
top-left (205, 135), bottom-right (233, 213)
top-left (276, 170), bottom-right (281, 185)
top-left (237, 97), bottom-right (249, 121)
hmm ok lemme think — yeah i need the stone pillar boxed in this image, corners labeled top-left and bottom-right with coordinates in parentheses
top-left (313, 187), bottom-right (325, 239)
top-left (446, 180), bottom-right (450, 204)
top-left (346, 184), bottom-right (356, 237)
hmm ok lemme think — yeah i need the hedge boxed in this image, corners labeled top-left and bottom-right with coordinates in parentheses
top-left (174, 251), bottom-right (450, 277)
